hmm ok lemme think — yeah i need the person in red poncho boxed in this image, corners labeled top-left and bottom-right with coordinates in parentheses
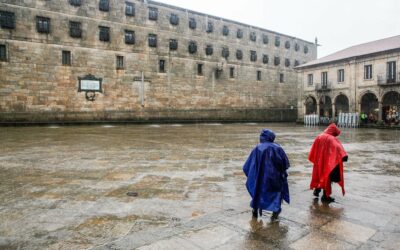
top-left (309, 123), bottom-right (348, 203)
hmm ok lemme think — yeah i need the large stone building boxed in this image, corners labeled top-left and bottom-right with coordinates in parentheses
top-left (296, 35), bottom-right (400, 123)
top-left (0, 0), bottom-right (316, 123)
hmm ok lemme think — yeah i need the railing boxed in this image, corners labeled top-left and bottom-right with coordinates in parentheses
top-left (377, 73), bottom-right (400, 86)
top-left (315, 82), bottom-right (332, 91)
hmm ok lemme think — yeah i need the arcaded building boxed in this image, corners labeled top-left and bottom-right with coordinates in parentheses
top-left (0, 0), bottom-right (316, 123)
top-left (296, 35), bottom-right (400, 123)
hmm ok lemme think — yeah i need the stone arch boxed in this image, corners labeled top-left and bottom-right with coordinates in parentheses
top-left (382, 91), bottom-right (400, 124)
top-left (319, 95), bottom-right (332, 118)
top-left (304, 95), bottom-right (317, 115)
top-left (360, 92), bottom-right (379, 123)
top-left (359, 90), bottom-right (380, 103)
top-left (334, 94), bottom-right (349, 117)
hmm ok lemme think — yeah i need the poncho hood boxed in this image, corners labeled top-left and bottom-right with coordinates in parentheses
top-left (260, 129), bottom-right (276, 143)
top-left (324, 123), bottom-right (341, 137)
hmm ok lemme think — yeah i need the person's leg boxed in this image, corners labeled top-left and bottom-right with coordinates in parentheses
top-left (271, 208), bottom-right (281, 221)
top-left (313, 188), bottom-right (321, 197)
top-left (321, 189), bottom-right (335, 203)
top-left (252, 208), bottom-right (258, 218)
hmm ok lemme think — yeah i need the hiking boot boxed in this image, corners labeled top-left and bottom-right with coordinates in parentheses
top-left (313, 188), bottom-right (321, 197)
top-left (271, 211), bottom-right (281, 221)
top-left (252, 209), bottom-right (258, 218)
top-left (321, 195), bottom-right (335, 203)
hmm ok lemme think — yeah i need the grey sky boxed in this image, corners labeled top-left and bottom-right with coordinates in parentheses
top-left (155, 0), bottom-right (400, 58)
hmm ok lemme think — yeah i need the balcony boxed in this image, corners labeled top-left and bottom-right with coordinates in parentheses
top-left (315, 82), bottom-right (332, 92)
top-left (377, 73), bottom-right (400, 86)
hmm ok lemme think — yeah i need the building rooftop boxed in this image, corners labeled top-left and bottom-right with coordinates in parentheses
top-left (297, 35), bottom-right (400, 68)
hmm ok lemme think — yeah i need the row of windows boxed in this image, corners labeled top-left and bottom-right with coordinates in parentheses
top-left (306, 62), bottom-right (397, 85)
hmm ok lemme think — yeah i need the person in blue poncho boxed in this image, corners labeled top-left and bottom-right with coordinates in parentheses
top-left (243, 129), bottom-right (290, 220)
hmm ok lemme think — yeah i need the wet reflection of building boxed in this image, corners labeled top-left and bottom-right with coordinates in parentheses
top-left (296, 35), bottom-right (400, 124)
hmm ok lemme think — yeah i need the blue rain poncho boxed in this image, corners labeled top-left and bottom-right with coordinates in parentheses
top-left (243, 129), bottom-right (290, 213)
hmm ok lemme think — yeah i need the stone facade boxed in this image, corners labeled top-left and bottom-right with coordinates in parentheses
top-left (0, 0), bottom-right (316, 123)
top-left (297, 46), bottom-right (400, 123)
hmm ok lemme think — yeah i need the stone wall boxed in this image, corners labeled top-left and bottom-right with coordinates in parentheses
top-left (0, 0), bottom-right (316, 123)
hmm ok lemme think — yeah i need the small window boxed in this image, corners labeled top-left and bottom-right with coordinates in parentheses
top-left (0, 11), bottom-right (15, 29)
top-left (295, 43), bottom-right (300, 51)
top-left (364, 65), bottom-right (373, 79)
top-left (62, 50), bottom-right (71, 66)
top-left (149, 7), bottom-right (158, 21)
top-left (250, 51), bottom-right (257, 62)
top-left (99, 26), bottom-right (110, 42)
top-left (304, 46), bottom-right (309, 54)
top-left (222, 47), bottom-right (229, 59)
top-left (0, 44), bottom-right (7, 62)
top-left (148, 34), bottom-right (157, 47)
top-left (279, 73), bottom-right (284, 83)
top-left (285, 58), bottom-right (290, 67)
top-left (169, 39), bottom-right (178, 50)
top-left (205, 45), bottom-right (213, 55)
top-left (125, 30), bottom-right (135, 45)
top-left (236, 50), bottom-right (243, 60)
top-left (206, 21), bottom-right (214, 33)
top-left (275, 36), bottom-right (280, 47)
top-left (307, 74), bottom-right (313, 85)
top-left (285, 41), bottom-right (291, 49)
top-left (262, 35), bottom-right (269, 44)
top-left (274, 56), bottom-right (280, 66)
top-left (188, 41), bottom-right (197, 54)
top-left (321, 72), bottom-right (328, 85)
top-left (125, 2), bottom-right (135, 16)
top-left (257, 71), bottom-right (262, 81)
top-left (36, 16), bottom-right (50, 33)
top-left (222, 25), bottom-right (229, 36)
top-left (237, 29), bottom-right (243, 39)
top-left (197, 63), bottom-right (203, 75)
top-left (69, 21), bottom-right (82, 38)
top-left (170, 13), bottom-right (179, 25)
top-left (387, 61), bottom-right (396, 82)
top-left (116, 55), bottom-right (124, 69)
top-left (262, 55), bottom-right (269, 64)
top-left (159, 59), bottom-right (165, 73)
top-left (230, 67), bottom-right (234, 78)
top-left (294, 60), bottom-right (300, 67)
top-left (250, 32), bottom-right (256, 42)
top-left (69, 0), bottom-right (81, 6)
top-left (189, 18), bottom-right (196, 29)
top-left (338, 69), bottom-right (344, 82)
top-left (99, 0), bottom-right (109, 12)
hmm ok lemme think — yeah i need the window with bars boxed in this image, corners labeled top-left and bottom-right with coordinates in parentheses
top-left (170, 14), bottom-right (179, 25)
top-left (364, 65), bottom-right (372, 79)
top-left (222, 25), bottom-right (229, 36)
top-left (99, 0), bottom-right (109, 11)
top-left (69, 21), bottom-right (82, 38)
top-left (274, 56), bottom-right (280, 66)
top-left (0, 44), bottom-right (7, 62)
top-left (188, 41), bottom-right (197, 54)
top-left (307, 74), bottom-right (313, 85)
top-left (197, 63), bottom-right (203, 76)
top-left (169, 39), bottom-right (178, 50)
top-left (275, 36), bottom-right (280, 47)
top-left (159, 59), bottom-right (165, 73)
top-left (237, 29), bottom-right (243, 39)
top-left (337, 69), bottom-right (344, 82)
top-left (62, 50), bottom-right (71, 66)
top-left (69, 0), bottom-right (81, 6)
top-left (230, 67), bottom-right (235, 78)
top-left (36, 16), bottom-right (50, 33)
top-left (262, 55), bottom-right (269, 64)
top-left (263, 35), bottom-right (269, 44)
top-left (205, 45), bottom-right (213, 55)
top-left (250, 32), bottom-right (256, 42)
top-left (222, 47), bottom-right (229, 59)
top-left (149, 7), bottom-right (158, 20)
top-left (250, 51), bottom-right (257, 62)
top-left (99, 26), bottom-right (110, 42)
top-left (257, 71), bottom-right (262, 81)
top-left (125, 2), bottom-right (135, 16)
top-left (148, 34), bottom-right (157, 47)
top-left (0, 11), bottom-right (15, 29)
top-left (189, 18), bottom-right (196, 29)
top-left (236, 50), bottom-right (243, 60)
top-left (279, 73), bottom-right (284, 83)
top-left (125, 30), bottom-right (135, 44)
top-left (116, 55), bottom-right (124, 69)
top-left (206, 21), bottom-right (214, 33)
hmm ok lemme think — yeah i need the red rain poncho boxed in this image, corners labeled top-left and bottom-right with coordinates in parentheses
top-left (309, 123), bottom-right (348, 197)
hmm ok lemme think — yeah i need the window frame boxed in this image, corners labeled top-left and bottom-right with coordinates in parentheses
top-left (124, 30), bottom-right (135, 45)
top-left (99, 26), bottom-right (110, 42)
top-left (197, 63), bottom-right (203, 76)
top-left (69, 0), bottom-right (81, 7)
top-left (337, 69), bottom-right (344, 83)
top-left (321, 71), bottom-right (328, 85)
top-left (116, 55), bottom-right (124, 70)
top-left (307, 74), bottom-right (313, 86)
top-left (159, 59), bottom-right (166, 73)
top-left (148, 34), bottom-right (157, 47)
top-left (125, 2), bottom-right (135, 16)
top-left (0, 11), bottom-right (15, 29)
top-left (0, 44), bottom-right (7, 62)
top-left (387, 61), bottom-right (396, 82)
top-left (364, 64), bottom-right (373, 80)
top-left (62, 50), bottom-right (71, 66)
top-left (99, 0), bottom-right (110, 12)
top-left (36, 16), bottom-right (50, 34)
top-left (69, 21), bottom-right (82, 38)
top-left (229, 67), bottom-right (235, 78)
top-left (250, 50), bottom-right (257, 62)
top-left (148, 7), bottom-right (158, 21)
top-left (257, 70), bottom-right (262, 81)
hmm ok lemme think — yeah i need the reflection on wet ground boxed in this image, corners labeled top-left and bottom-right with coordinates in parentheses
top-left (0, 123), bottom-right (399, 249)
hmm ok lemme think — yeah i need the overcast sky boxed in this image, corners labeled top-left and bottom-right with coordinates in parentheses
top-left (155, 0), bottom-right (400, 58)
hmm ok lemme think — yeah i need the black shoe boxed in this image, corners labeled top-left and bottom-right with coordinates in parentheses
top-left (252, 209), bottom-right (258, 218)
top-left (321, 195), bottom-right (335, 203)
top-left (271, 211), bottom-right (280, 221)
top-left (313, 188), bottom-right (321, 197)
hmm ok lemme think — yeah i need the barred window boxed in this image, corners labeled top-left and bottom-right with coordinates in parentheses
top-left (236, 50), bottom-right (243, 60)
top-left (69, 21), bottom-right (82, 38)
top-left (262, 55), bottom-right (269, 64)
top-left (279, 73), bottom-right (284, 83)
top-left (222, 25), bottom-right (229, 36)
top-left (189, 18), bottom-right (196, 29)
top-left (197, 63), bottom-right (203, 75)
top-left (149, 7), bottom-right (158, 21)
top-left (69, 0), bottom-right (81, 6)
top-left (0, 44), bottom-right (7, 62)
top-left (116, 56), bottom-right (124, 70)
top-left (169, 39), bottom-right (178, 50)
top-left (237, 29), bottom-right (243, 39)
top-left (99, 0), bottom-right (109, 12)
top-left (257, 71), bottom-right (261, 81)
top-left (230, 67), bottom-right (235, 78)
top-left (222, 47), bottom-right (229, 59)
top-left (36, 16), bottom-right (50, 33)
top-left (275, 36), bottom-right (280, 47)
top-left (285, 41), bottom-right (291, 49)
top-left (205, 45), bottom-right (213, 55)
top-left (125, 2), bottom-right (135, 16)
top-left (125, 30), bottom-right (135, 45)
top-left (206, 21), bottom-right (214, 33)
top-left (274, 56), bottom-right (280, 66)
top-left (263, 35), bottom-right (269, 44)
top-left (188, 41), bottom-right (197, 54)
top-left (148, 34), bottom-right (157, 47)
top-left (250, 32), bottom-right (256, 42)
top-left (170, 14), bottom-right (179, 25)
top-left (0, 11), bottom-right (15, 29)
top-left (62, 50), bottom-right (71, 66)
top-left (159, 59), bottom-right (165, 72)
top-left (250, 51), bottom-right (257, 62)
top-left (99, 26), bottom-right (110, 42)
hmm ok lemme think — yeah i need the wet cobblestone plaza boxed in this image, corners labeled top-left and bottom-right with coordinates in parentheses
top-left (0, 123), bottom-right (399, 249)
